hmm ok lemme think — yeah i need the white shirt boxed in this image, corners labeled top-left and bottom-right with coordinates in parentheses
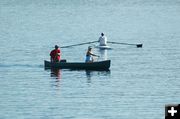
top-left (98, 36), bottom-right (107, 46)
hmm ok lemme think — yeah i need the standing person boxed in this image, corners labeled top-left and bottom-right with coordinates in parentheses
top-left (50, 45), bottom-right (61, 62)
top-left (85, 46), bottom-right (99, 62)
top-left (98, 33), bottom-right (107, 46)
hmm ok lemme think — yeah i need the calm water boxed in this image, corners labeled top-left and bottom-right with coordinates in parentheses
top-left (0, 0), bottom-right (180, 119)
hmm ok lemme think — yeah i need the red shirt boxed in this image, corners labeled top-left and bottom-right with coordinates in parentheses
top-left (50, 49), bottom-right (61, 61)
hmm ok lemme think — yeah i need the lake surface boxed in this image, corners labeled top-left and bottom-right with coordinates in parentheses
top-left (0, 0), bottom-right (180, 119)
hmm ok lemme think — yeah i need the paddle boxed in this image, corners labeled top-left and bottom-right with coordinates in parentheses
top-left (60, 41), bottom-right (98, 48)
top-left (107, 41), bottom-right (143, 48)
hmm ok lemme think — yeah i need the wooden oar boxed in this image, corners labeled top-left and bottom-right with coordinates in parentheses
top-left (107, 41), bottom-right (143, 48)
top-left (60, 41), bottom-right (98, 48)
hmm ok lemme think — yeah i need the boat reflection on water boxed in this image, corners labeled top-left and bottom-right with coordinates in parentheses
top-left (50, 68), bottom-right (61, 80)
top-left (44, 68), bottom-right (62, 88)
top-left (98, 49), bottom-right (108, 60)
top-left (85, 69), bottom-right (110, 83)
top-left (50, 68), bottom-right (61, 88)
top-left (45, 67), bottom-right (110, 84)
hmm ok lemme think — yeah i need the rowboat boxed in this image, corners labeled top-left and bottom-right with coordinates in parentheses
top-left (95, 45), bottom-right (111, 49)
top-left (44, 60), bottom-right (110, 70)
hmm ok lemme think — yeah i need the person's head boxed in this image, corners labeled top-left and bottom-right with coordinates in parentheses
top-left (55, 45), bottom-right (59, 49)
top-left (101, 33), bottom-right (104, 36)
top-left (88, 46), bottom-right (92, 51)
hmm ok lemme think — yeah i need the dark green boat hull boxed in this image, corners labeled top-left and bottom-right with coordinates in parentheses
top-left (44, 60), bottom-right (110, 70)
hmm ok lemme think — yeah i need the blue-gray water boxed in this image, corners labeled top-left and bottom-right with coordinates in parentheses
top-left (0, 0), bottom-right (180, 119)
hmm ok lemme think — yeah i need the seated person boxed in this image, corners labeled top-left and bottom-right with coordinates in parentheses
top-left (85, 46), bottom-right (99, 62)
top-left (98, 33), bottom-right (107, 46)
top-left (50, 45), bottom-right (61, 62)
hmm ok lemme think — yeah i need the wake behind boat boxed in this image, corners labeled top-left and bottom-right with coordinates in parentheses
top-left (44, 60), bottom-right (111, 70)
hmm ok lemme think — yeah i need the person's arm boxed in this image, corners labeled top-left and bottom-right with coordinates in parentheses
top-left (56, 49), bottom-right (61, 56)
top-left (98, 37), bottom-right (101, 42)
top-left (50, 57), bottom-right (53, 62)
top-left (56, 53), bottom-right (61, 56)
top-left (89, 52), bottom-right (99, 57)
top-left (50, 51), bottom-right (53, 62)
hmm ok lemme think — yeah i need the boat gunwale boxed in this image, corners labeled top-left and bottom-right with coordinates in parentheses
top-left (44, 60), bottom-right (111, 70)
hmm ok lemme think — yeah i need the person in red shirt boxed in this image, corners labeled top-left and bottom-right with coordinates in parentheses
top-left (50, 45), bottom-right (61, 62)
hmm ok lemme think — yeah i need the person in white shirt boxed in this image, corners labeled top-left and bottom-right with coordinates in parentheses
top-left (98, 33), bottom-right (107, 46)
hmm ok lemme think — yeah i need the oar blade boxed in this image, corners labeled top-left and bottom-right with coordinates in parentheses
top-left (136, 44), bottom-right (143, 48)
